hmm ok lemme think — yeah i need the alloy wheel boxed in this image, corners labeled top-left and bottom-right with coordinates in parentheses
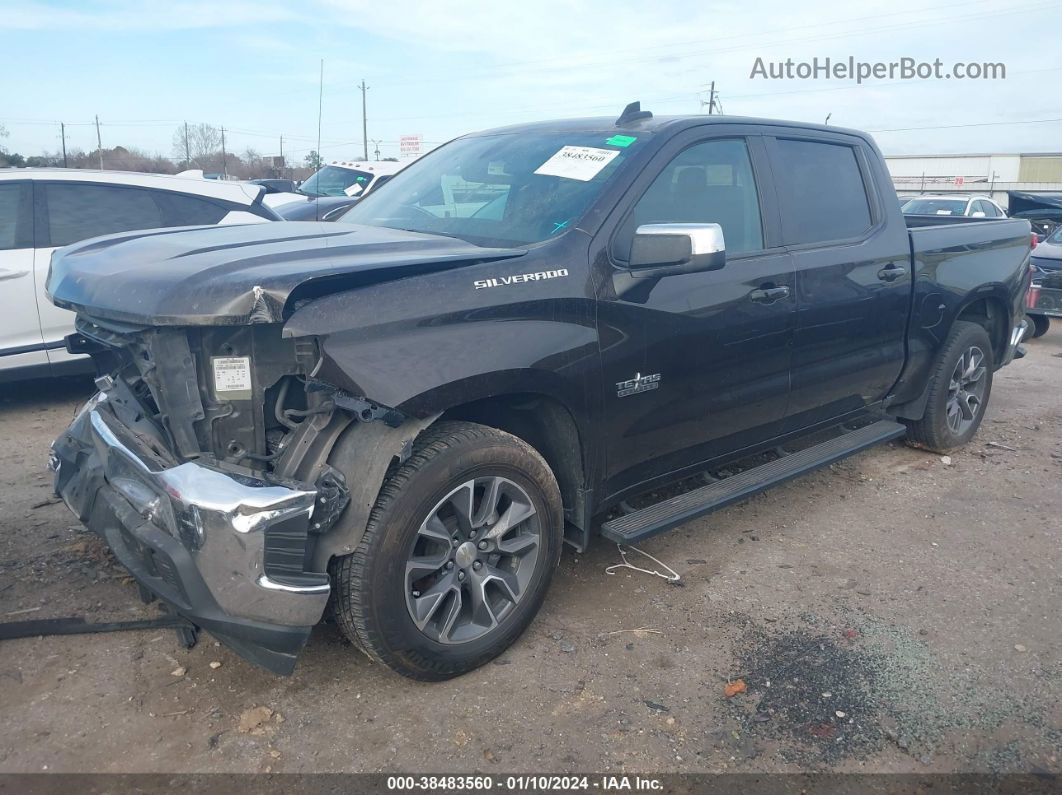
top-left (945, 345), bottom-right (987, 435)
top-left (404, 476), bottom-right (541, 644)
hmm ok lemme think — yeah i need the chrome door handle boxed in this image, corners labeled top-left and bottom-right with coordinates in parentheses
top-left (877, 263), bottom-right (907, 281)
top-left (749, 285), bottom-right (790, 303)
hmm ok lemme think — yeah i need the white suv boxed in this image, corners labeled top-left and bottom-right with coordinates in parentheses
top-left (0, 169), bottom-right (280, 381)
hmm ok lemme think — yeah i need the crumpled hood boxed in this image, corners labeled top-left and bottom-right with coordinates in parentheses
top-left (1032, 239), bottom-right (1062, 265)
top-left (47, 222), bottom-right (525, 326)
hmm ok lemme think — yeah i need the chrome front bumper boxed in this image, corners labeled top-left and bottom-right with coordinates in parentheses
top-left (51, 394), bottom-right (330, 673)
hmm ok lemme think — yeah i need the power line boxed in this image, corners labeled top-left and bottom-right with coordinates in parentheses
top-left (866, 117), bottom-right (1062, 133)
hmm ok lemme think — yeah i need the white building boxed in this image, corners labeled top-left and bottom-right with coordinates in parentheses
top-left (885, 153), bottom-right (1062, 208)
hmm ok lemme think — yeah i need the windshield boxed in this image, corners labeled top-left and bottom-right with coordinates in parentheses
top-left (1047, 225), bottom-right (1062, 244)
top-left (338, 131), bottom-right (639, 246)
top-left (300, 165), bottom-right (375, 197)
top-left (901, 198), bottom-right (968, 215)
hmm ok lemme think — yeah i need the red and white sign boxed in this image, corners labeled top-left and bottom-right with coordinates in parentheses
top-left (400, 134), bottom-right (422, 158)
top-left (954, 175), bottom-right (964, 187)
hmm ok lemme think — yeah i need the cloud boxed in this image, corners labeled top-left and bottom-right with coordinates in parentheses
top-left (0, 0), bottom-right (297, 31)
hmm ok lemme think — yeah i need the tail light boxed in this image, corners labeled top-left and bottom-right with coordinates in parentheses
top-left (1027, 284), bottom-right (1040, 309)
top-left (1031, 233), bottom-right (1039, 250)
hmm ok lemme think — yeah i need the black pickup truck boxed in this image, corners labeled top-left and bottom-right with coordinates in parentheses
top-left (47, 104), bottom-right (1032, 679)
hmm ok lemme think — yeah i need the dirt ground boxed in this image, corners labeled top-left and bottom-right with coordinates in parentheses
top-left (0, 332), bottom-right (1059, 776)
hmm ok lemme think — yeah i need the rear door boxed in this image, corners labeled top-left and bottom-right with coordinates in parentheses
top-left (766, 134), bottom-right (912, 430)
top-left (595, 129), bottom-right (795, 497)
top-left (0, 181), bottom-right (46, 373)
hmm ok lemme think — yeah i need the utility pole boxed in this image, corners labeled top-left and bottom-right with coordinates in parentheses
top-left (279, 134), bottom-right (284, 177)
top-left (316, 60), bottom-right (324, 171)
top-left (95, 114), bottom-right (103, 169)
top-left (60, 122), bottom-right (68, 168)
top-left (183, 122), bottom-right (191, 166)
top-left (371, 139), bottom-right (381, 161)
top-left (359, 79), bottom-right (369, 161)
top-left (701, 81), bottom-right (718, 115)
top-left (220, 126), bottom-right (227, 178)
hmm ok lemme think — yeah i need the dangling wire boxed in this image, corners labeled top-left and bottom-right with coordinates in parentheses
top-left (605, 543), bottom-right (681, 583)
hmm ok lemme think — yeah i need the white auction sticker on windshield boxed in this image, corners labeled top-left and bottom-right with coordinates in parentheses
top-left (212, 356), bottom-right (253, 398)
top-left (534, 146), bottom-right (620, 181)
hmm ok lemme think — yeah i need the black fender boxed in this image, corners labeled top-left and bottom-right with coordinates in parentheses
top-left (282, 245), bottom-right (603, 564)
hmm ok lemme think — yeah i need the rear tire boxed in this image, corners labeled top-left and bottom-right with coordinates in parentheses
top-left (1028, 314), bottom-right (1050, 339)
top-left (904, 320), bottom-right (994, 453)
top-left (329, 421), bottom-right (563, 680)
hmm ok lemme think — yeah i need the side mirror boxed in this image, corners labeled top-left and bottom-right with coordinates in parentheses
top-left (628, 223), bottom-right (726, 277)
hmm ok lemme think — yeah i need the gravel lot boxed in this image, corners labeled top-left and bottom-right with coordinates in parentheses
top-left (0, 331), bottom-right (1059, 775)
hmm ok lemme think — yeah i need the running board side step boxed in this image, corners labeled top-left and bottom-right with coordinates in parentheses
top-left (600, 420), bottom-right (907, 545)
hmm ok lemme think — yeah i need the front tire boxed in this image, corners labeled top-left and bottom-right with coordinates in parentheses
top-left (904, 320), bottom-right (994, 453)
top-left (329, 421), bottom-right (563, 680)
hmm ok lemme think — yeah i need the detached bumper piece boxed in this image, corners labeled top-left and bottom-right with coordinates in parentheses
top-left (50, 395), bottom-right (330, 674)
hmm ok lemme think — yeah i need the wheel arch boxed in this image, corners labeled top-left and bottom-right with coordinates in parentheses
top-left (439, 392), bottom-right (591, 551)
top-left (308, 388), bottom-right (592, 572)
top-left (890, 295), bottom-right (1008, 422)
top-left (954, 295), bottom-right (1009, 366)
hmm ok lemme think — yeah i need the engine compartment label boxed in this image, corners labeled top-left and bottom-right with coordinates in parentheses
top-left (212, 356), bottom-right (253, 396)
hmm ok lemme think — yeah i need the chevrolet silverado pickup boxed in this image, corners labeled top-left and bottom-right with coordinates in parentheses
top-left (47, 104), bottom-right (1032, 679)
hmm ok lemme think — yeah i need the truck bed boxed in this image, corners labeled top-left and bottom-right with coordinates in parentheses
top-left (907, 215), bottom-right (1032, 259)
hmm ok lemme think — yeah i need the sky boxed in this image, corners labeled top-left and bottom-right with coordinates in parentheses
top-left (1, 0), bottom-right (1060, 164)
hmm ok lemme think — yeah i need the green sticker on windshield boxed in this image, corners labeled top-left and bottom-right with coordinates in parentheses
top-left (605, 134), bottom-right (637, 148)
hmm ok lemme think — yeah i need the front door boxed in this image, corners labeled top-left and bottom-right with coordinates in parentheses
top-left (595, 132), bottom-right (795, 499)
top-left (0, 181), bottom-right (46, 373)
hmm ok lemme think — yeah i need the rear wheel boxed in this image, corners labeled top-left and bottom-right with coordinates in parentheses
top-left (329, 421), bottom-right (563, 680)
top-left (1028, 314), bottom-right (1050, 339)
top-left (904, 320), bottom-right (994, 453)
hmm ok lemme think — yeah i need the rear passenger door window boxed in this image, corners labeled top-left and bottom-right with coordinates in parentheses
top-left (612, 137), bottom-right (765, 260)
top-left (771, 138), bottom-right (873, 245)
top-left (42, 183), bottom-right (163, 247)
top-left (156, 193), bottom-right (227, 227)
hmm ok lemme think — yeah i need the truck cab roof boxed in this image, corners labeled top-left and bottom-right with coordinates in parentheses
top-left (469, 113), bottom-right (873, 143)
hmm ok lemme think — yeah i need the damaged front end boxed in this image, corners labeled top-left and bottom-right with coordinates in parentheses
top-left (50, 316), bottom-right (377, 674)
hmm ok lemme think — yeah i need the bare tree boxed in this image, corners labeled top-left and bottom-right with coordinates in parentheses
top-left (235, 147), bottom-right (265, 179)
top-left (0, 123), bottom-right (8, 155)
top-left (170, 123), bottom-right (222, 166)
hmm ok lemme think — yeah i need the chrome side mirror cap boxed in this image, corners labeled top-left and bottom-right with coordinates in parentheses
top-left (629, 223), bottom-right (726, 276)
